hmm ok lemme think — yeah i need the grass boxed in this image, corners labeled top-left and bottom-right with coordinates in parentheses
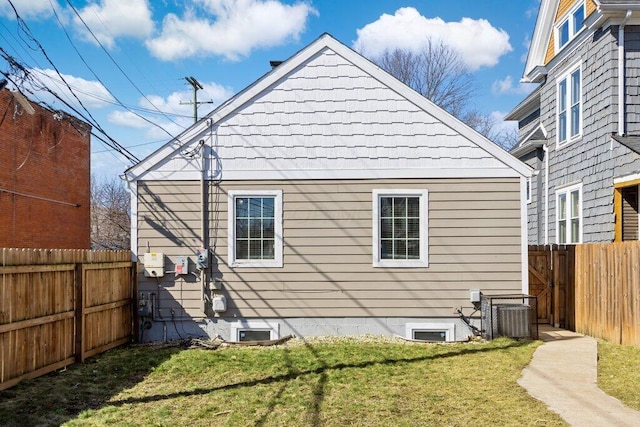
top-left (598, 340), bottom-right (640, 411)
top-left (0, 336), bottom-right (566, 426)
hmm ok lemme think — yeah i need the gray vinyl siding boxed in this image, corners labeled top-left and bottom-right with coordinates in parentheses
top-left (518, 113), bottom-right (541, 141)
top-left (520, 149), bottom-right (543, 244)
top-left (137, 178), bottom-right (523, 319)
top-left (625, 26), bottom-right (640, 134)
top-left (537, 25), bottom-right (640, 243)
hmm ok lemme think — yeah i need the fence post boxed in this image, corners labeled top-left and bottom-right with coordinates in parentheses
top-left (74, 263), bottom-right (85, 363)
top-left (132, 262), bottom-right (139, 343)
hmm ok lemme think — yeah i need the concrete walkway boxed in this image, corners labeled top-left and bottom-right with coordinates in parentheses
top-left (518, 326), bottom-right (640, 426)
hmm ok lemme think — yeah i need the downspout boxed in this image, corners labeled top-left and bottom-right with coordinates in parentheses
top-left (619, 10), bottom-right (632, 136)
top-left (200, 135), bottom-right (207, 314)
top-left (543, 144), bottom-right (549, 245)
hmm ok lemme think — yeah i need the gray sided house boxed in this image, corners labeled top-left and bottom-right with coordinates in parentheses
top-left (125, 34), bottom-right (531, 343)
top-left (508, 0), bottom-right (640, 245)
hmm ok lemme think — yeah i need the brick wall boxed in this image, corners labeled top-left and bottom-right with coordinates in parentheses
top-left (0, 88), bottom-right (91, 249)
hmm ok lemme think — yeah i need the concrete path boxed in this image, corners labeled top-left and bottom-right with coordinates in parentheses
top-left (518, 326), bottom-right (640, 426)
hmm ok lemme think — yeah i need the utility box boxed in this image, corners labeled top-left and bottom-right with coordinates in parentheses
top-left (175, 256), bottom-right (189, 275)
top-left (143, 252), bottom-right (165, 277)
top-left (212, 295), bottom-right (227, 313)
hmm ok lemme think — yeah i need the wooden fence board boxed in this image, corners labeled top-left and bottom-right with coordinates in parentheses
top-left (572, 241), bottom-right (640, 347)
top-left (0, 248), bottom-right (134, 390)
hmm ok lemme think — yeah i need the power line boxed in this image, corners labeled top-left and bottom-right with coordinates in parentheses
top-left (1, 50), bottom-right (138, 163)
top-left (3, 1), bottom-right (139, 163)
top-left (63, 0), bottom-right (182, 129)
top-left (47, 0), bottom-right (184, 138)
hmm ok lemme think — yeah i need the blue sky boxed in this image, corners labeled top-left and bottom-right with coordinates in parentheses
top-left (0, 0), bottom-right (540, 180)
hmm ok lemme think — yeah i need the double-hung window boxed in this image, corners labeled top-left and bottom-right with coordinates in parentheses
top-left (228, 190), bottom-right (283, 267)
top-left (556, 2), bottom-right (585, 51)
top-left (372, 189), bottom-right (428, 268)
top-left (556, 184), bottom-right (582, 244)
top-left (557, 64), bottom-right (582, 146)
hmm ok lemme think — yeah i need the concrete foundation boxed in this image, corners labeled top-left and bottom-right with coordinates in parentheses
top-left (138, 316), bottom-right (480, 343)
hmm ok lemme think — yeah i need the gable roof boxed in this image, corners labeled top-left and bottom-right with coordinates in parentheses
top-left (125, 33), bottom-right (530, 181)
top-left (510, 123), bottom-right (547, 158)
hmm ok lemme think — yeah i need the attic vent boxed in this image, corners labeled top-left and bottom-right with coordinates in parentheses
top-left (270, 60), bottom-right (283, 69)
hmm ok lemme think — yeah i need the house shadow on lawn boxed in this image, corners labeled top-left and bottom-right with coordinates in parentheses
top-left (109, 338), bottom-right (533, 426)
top-left (0, 344), bottom-right (180, 427)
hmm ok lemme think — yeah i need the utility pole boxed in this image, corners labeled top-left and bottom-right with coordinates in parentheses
top-left (183, 76), bottom-right (205, 123)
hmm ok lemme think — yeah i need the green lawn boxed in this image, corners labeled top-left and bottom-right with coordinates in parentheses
top-left (598, 340), bottom-right (640, 411)
top-left (0, 336), bottom-right (565, 426)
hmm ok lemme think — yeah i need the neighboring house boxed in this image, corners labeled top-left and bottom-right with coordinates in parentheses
top-left (0, 87), bottom-right (91, 249)
top-left (507, 0), bottom-right (640, 245)
top-left (125, 34), bottom-right (531, 343)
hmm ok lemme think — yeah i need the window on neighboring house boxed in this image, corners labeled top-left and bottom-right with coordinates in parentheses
top-left (526, 178), bottom-right (532, 204)
top-left (372, 190), bottom-right (428, 268)
top-left (556, 184), bottom-right (582, 244)
top-left (228, 190), bottom-right (283, 267)
top-left (557, 65), bottom-right (582, 145)
top-left (557, 2), bottom-right (585, 50)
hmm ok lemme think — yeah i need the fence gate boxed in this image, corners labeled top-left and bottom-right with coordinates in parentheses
top-left (528, 247), bottom-right (552, 324)
top-left (527, 245), bottom-right (574, 328)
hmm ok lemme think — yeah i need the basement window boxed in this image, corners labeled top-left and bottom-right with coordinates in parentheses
top-left (405, 323), bottom-right (455, 342)
top-left (238, 330), bottom-right (271, 342)
top-left (230, 320), bottom-right (280, 342)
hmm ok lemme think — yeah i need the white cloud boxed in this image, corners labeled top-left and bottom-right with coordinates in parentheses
top-left (492, 75), bottom-right (537, 96)
top-left (353, 7), bottom-right (512, 71)
top-left (108, 110), bottom-right (149, 129)
top-left (146, 0), bottom-right (317, 61)
top-left (0, 0), bottom-right (56, 19)
top-left (525, 1), bottom-right (541, 19)
top-left (29, 68), bottom-right (115, 108)
top-left (72, 0), bottom-right (154, 49)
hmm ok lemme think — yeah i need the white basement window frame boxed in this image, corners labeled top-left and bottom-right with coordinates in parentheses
top-left (230, 320), bottom-right (280, 342)
top-left (372, 189), bottom-right (428, 268)
top-left (405, 323), bottom-right (455, 342)
top-left (228, 190), bottom-right (283, 268)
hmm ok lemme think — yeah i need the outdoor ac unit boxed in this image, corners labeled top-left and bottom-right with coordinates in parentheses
top-left (496, 304), bottom-right (531, 338)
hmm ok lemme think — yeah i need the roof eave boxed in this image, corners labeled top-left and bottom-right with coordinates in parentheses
top-left (504, 86), bottom-right (542, 121)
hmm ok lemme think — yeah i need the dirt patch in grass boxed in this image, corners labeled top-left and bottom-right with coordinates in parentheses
top-left (598, 340), bottom-right (640, 411)
top-left (0, 337), bottom-right (565, 426)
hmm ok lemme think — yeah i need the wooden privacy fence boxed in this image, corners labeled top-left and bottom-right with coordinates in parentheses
top-left (0, 249), bottom-right (135, 391)
top-left (574, 242), bottom-right (640, 347)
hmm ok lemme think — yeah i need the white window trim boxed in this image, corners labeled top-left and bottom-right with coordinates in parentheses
top-left (555, 182), bottom-right (583, 244)
top-left (526, 177), bottom-right (533, 204)
top-left (554, 1), bottom-right (586, 53)
top-left (230, 320), bottom-right (280, 341)
top-left (556, 62), bottom-right (583, 148)
top-left (228, 189), bottom-right (283, 268)
top-left (372, 189), bottom-right (428, 268)
top-left (405, 322), bottom-right (455, 342)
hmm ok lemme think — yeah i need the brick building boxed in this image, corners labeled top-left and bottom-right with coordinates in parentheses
top-left (0, 88), bottom-right (91, 248)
